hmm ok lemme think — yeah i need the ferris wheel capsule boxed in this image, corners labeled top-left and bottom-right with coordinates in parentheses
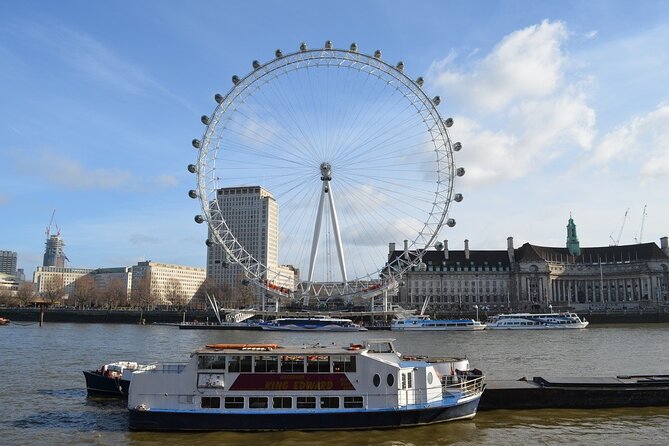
top-left (324, 40), bottom-right (333, 50)
top-left (214, 93), bottom-right (223, 104)
top-left (232, 75), bottom-right (240, 85)
top-left (194, 215), bottom-right (205, 224)
top-left (275, 49), bottom-right (283, 58)
top-left (432, 96), bottom-right (441, 106)
top-left (252, 60), bottom-right (260, 70)
top-left (445, 117), bottom-right (454, 127)
top-left (350, 43), bottom-right (358, 52)
top-left (201, 115), bottom-right (210, 125)
top-left (374, 50), bottom-right (382, 59)
top-left (454, 193), bottom-right (463, 202)
top-left (416, 77), bottom-right (424, 87)
top-left (187, 164), bottom-right (197, 173)
top-left (456, 167), bottom-right (466, 177)
top-left (453, 142), bottom-right (462, 151)
top-left (300, 42), bottom-right (308, 51)
top-left (188, 190), bottom-right (198, 199)
top-left (446, 218), bottom-right (456, 227)
top-left (396, 61), bottom-right (404, 71)
top-left (192, 139), bottom-right (201, 149)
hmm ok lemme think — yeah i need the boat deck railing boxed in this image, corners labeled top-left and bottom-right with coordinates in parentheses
top-left (443, 375), bottom-right (485, 399)
top-left (142, 363), bottom-right (187, 374)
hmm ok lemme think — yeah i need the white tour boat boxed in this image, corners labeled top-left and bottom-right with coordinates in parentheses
top-left (485, 312), bottom-right (589, 330)
top-left (128, 339), bottom-right (485, 431)
top-left (258, 315), bottom-right (367, 331)
top-left (391, 315), bottom-right (486, 331)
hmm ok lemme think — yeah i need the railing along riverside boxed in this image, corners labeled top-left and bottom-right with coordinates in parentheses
top-left (443, 376), bottom-right (485, 399)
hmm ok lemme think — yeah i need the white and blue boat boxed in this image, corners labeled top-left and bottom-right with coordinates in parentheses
top-left (391, 315), bottom-right (486, 331)
top-left (127, 339), bottom-right (485, 431)
top-left (485, 312), bottom-right (589, 329)
top-left (258, 315), bottom-right (367, 331)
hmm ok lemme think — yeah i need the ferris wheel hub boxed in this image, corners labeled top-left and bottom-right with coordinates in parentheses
top-left (320, 162), bottom-right (332, 181)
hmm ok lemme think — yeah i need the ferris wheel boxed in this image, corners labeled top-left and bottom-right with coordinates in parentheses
top-left (188, 41), bottom-right (465, 300)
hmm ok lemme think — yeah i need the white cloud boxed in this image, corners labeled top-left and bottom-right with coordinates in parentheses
top-left (428, 20), bottom-right (596, 188)
top-left (430, 20), bottom-right (569, 113)
top-left (592, 104), bottom-right (669, 177)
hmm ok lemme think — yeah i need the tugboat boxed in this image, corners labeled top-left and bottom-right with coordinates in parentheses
top-left (83, 361), bottom-right (153, 397)
top-left (128, 339), bottom-right (485, 431)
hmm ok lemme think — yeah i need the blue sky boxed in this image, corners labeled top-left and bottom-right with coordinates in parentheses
top-left (2, 0), bottom-right (669, 278)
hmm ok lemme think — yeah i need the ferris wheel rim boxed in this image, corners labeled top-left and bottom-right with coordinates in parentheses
top-left (193, 43), bottom-right (457, 298)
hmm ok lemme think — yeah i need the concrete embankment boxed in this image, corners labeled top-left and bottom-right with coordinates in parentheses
top-left (0, 307), bottom-right (213, 324)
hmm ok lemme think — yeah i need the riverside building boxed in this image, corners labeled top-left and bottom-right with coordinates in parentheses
top-left (388, 218), bottom-right (669, 314)
top-left (0, 250), bottom-right (18, 275)
top-left (131, 261), bottom-right (206, 307)
top-left (206, 186), bottom-right (296, 292)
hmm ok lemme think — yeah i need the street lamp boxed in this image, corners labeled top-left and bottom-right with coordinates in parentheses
top-left (474, 304), bottom-right (479, 321)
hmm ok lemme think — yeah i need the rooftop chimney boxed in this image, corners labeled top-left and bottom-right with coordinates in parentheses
top-left (403, 239), bottom-right (409, 260)
top-left (444, 239), bottom-right (449, 260)
top-left (507, 236), bottom-right (515, 263)
top-left (464, 239), bottom-right (470, 260)
top-left (389, 242), bottom-right (396, 254)
top-left (661, 236), bottom-right (669, 256)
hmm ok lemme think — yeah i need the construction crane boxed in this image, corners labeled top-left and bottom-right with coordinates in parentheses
top-left (45, 209), bottom-right (60, 238)
top-left (635, 205), bottom-right (647, 244)
top-left (609, 208), bottom-right (629, 246)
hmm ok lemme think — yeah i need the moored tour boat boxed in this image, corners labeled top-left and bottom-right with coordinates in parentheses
top-left (127, 339), bottom-right (485, 431)
top-left (83, 361), bottom-right (154, 397)
top-left (258, 315), bottom-right (367, 331)
top-left (485, 312), bottom-right (589, 330)
top-left (391, 315), bottom-right (486, 331)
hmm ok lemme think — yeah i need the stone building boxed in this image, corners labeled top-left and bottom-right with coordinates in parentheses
top-left (388, 218), bottom-right (669, 314)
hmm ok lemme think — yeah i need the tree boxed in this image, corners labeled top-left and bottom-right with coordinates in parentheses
top-left (41, 274), bottom-right (65, 305)
top-left (0, 288), bottom-right (15, 306)
top-left (100, 278), bottom-right (127, 309)
top-left (131, 274), bottom-right (158, 310)
top-left (231, 273), bottom-right (256, 309)
top-left (166, 278), bottom-right (187, 309)
top-left (16, 282), bottom-right (35, 307)
top-left (71, 274), bottom-right (96, 308)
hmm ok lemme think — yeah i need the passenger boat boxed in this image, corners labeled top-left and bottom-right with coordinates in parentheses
top-left (391, 315), bottom-right (486, 331)
top-left (485, 312), bottom-right (589, 329)
top-left (127, 339), bottom-right (485, 431)
top-left (258, 315), bottom-right (367, 331)
top-left (83, 361), bottom-right (154, 397)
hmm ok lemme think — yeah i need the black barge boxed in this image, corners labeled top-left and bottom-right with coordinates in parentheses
top-left (479, 375), bottom-right (669, 410)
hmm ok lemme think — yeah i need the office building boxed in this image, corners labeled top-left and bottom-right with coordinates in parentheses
top-left (0, 250), bottom-right (17, 275)
top-left (131, 261), bottom-right (206, 307)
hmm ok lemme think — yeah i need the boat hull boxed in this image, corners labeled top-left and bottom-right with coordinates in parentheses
top-left (259, 325), bottom-right (367, 332)
top-left (485, 323), bottom-right (589, 330)
top-left (128, 397), bottom-right (480, 431)
top-left (83, 370), bottom-right (130, 398)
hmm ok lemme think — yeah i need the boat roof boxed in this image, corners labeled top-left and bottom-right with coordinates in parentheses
top-left (196, 339), bottom-right (396, 356)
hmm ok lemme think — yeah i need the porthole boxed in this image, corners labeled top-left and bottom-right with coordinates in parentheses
top-left (387, 374), bottom-right (395, 387)
top-left (373, 374), bottom-right (380, 387)
top-left (427, 372), bottom-right (434, 385)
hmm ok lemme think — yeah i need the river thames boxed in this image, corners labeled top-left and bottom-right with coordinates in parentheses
top-left (1, 322), bottom-right (668, 445)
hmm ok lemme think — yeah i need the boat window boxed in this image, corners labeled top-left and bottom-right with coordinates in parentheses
top-left (228, 355), bottom-right (252, 373)
top-left (197, 373), bottom-right (225, 389)
top-left (273, 397), bottom-right (292, 409)
top-left (254, 355), bottom-right (279, 373)
top-left (296, 396), bottom-right (316, 409)
top-left (367, 341), bottom-right (394, 353)
top-left (343, 396), bottom-right (364, 408)
top-left (198, 355), bottom-right (226, 370)
top-left (407, 372), bottom-right (413, 388)
top-left (249, 397), bottom-right (268, 409)
top-left (332, 355), bottom-right (356, 372)
top-left (373, 374), bottom-right (381, 387)
top-left (224, 397), bottom-right (244, 409)
top-left (280, 356), bottom-right (305, 373)
top-left (201, 396), bottom-right (220, 409)
top-left (401, 373), bottom-right (407, 390)
top-left (320, 397), bottom-right (340, 409)
top-left (387, 373), bottom-right (395, 387)
top-left (427, 372), bottom-right (434, 385)
top-left (306, 355), bottom-right (330, 373)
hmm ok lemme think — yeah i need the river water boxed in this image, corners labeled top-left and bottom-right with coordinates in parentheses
top-left (1, 322), bottom-right (668, 445)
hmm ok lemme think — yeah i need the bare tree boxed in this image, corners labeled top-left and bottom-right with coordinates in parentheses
top-left (41, 275), bottom-right (65, 305)
top-left (71, 274), bottom-right (96, 308)
top-left (0, 288), bottom-right (15, 306)
top-left (166, 278), bottom-right (187, 308)
top-left (231, 273), bottom-right (256, 309)
top-left (131, 275), bottom-right (153, 310)
top-left (100, 278), bottom-right (127, 309)
top-left (16, 282), bottom-right (35, 307)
